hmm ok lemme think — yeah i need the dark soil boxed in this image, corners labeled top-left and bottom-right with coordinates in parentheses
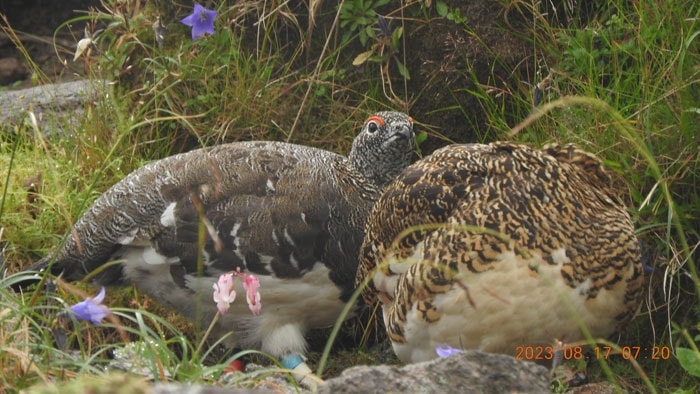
top-left (402, 1), bottom-right (532, 151)
top-left (0, 0), bottom-right (96, 88)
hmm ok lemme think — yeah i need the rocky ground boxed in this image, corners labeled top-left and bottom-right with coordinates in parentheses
top-left (26, 350), bottom-right (553, 394)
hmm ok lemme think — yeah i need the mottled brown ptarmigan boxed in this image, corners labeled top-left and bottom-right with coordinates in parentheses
top-left (20, 111), bottom-right (415, 377)
top-left (356, 141), bottom-right (644, 364)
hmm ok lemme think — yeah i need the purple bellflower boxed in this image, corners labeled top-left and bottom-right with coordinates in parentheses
top-left (436, 344), bottom-right (463, 358)
top-left (180, 3), bottom-right (218, 40)
top-left (69, 287), bottom-right (111, 324)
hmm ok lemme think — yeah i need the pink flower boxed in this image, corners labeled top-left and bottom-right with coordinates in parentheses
top-left (213, 273), bottom-right (236, 314)
top-left (243, 274), bottom-right (261, 316)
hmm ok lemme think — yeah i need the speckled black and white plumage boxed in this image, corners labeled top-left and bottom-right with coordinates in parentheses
top-left (27, 111), bottom-right (415, 360)
top-left (357, 142), bottom-right (644, 363)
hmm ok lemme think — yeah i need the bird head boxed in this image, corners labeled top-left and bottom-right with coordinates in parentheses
top-left (349, 111), bottom-right (416, 188)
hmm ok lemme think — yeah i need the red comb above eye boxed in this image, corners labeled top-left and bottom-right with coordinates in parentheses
top-left (366, 115), bottom-right (385, 126)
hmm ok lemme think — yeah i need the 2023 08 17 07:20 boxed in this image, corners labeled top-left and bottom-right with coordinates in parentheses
top-left (515, 345), bottom-right (672, 361)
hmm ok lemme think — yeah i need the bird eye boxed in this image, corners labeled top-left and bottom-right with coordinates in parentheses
top-left (365, 115), bottom-right (384, 134)
top-left (367, 121), bottom-right (379, 133)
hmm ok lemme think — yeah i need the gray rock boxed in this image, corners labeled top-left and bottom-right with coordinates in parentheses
top-left (152, 384), bottom-right (275, 394)
top-left (23, 351), bottom-right (550, 393)
top-left (318, 351), bottom-right (550, 394)
top-left (0, 79), bottom-right (108, 135)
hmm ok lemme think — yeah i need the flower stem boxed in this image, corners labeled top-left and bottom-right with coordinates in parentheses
top-left (194, 311), bottom-right (220, 359)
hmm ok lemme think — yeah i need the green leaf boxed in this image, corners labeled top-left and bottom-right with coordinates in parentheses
top-left (395, 58), bottom-right (411, 79)
top-left (353, 50), bottom-right (375, 66)
top-left (677, 347), bottom-right (700, 377)
top-left (392, 26), bottom-right (404, 49)
top-left (415, 131), bottom-right (428, 146)
top-left (359, 30), bottom-right (368, 47)
top-left (436, 1), bottom-right (448, 17)
top-left (365, 25), bottom-right (377, 40)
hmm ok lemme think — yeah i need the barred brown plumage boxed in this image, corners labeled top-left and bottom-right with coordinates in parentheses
top-left (21, 111), bottom-right (415, 372)
top-left (357, 141), bottom-right (644, 363)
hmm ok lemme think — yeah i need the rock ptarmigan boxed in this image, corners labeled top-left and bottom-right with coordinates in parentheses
top-left (22, 111), bottom-right (415, 378)
top-left (357, 141), bottom-right (643, 364)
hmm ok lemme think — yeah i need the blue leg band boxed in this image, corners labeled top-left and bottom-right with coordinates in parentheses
top-left (281, 353), bottom-right (304, 369)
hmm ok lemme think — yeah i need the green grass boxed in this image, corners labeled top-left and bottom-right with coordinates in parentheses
top-left (1, 0), bottom-right (699, 391)
top-left (488, 0), bottom-right (700, 391)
